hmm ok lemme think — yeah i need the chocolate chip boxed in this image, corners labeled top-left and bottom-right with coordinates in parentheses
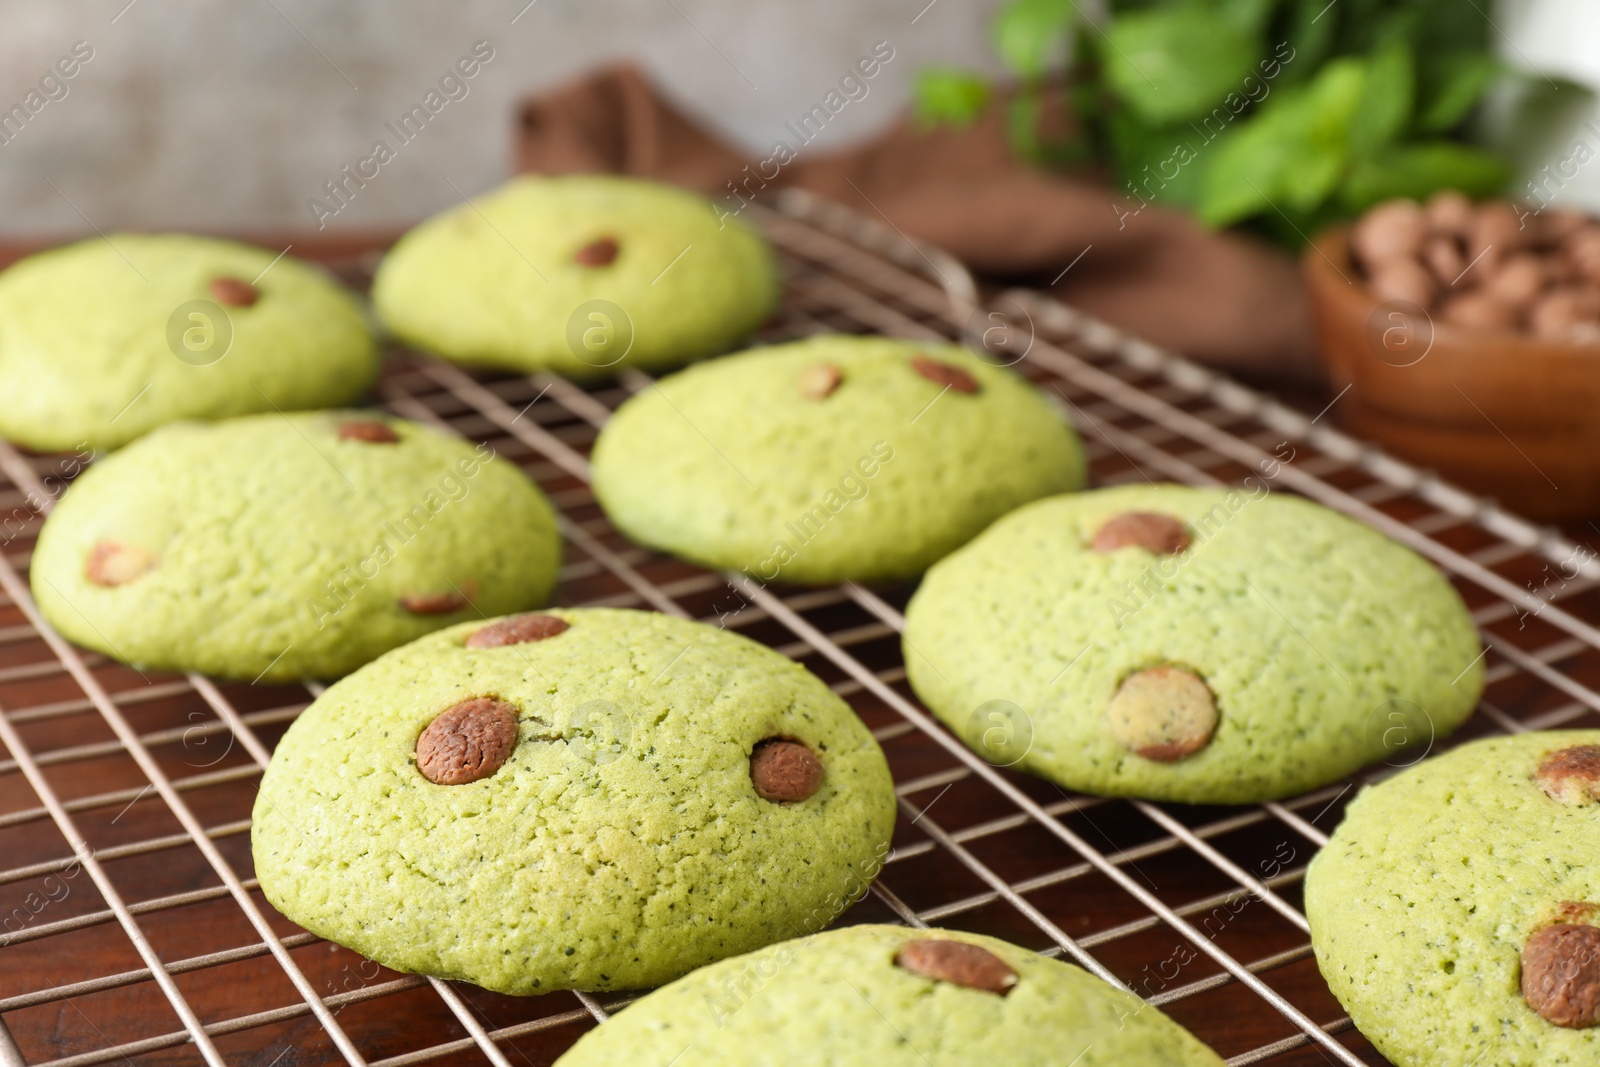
top-left (209, 276), bottom-right (259, 307)
top-left (336, 420), bottom-right (400, 444)
top-left (574, 236), bottom-right (620, 267)
top-left (798, 362), bottom-right (842, 400)
top-left (1522, 923), bottom-right (1600, 1029)
top-left (895, 939), bottom-right (1018, 995)
top-left (1535, 745), bottom-right (1600, 806)
top-left (465, 613), bottom-right (569, 649)
top-left (1442, 291), bottom-right (1518, 332)
top-left (1092, 512), bottom-right (1191, 555)
top-left (415, 697), bottom-right (519, 785)
top-left (1368, 259), bottom-right (1436, 308)
top-left (86, 541), bottom-right (158, 587)
top-left (1556, 901), bottom-right (1600, 925)
top-left (1351, 199), bottom-right (1427, 271)
top-left (749, 738), bottom-right (822, 803)
top-left (399, 585), bottom-right (474, 615)
top-left (910, 355), bottom-right (980, 394)
top-left (1107, 666), bottom-right (1217, 762)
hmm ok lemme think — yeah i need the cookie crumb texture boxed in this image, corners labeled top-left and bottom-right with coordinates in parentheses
top-left (251, 609), bottom-right (897, 996)
top-left (591, 336), bottom-right (1086, 585)
top-left (0, 234), bottom-right (377, 452)
top-left (370, 175), bottom-right (779, 377)
top-left (30, 413), bottom-right (561, 682)
top-left (1306, 732), bottom-right (1600, 1065)
top-left (554, 925), bottom-right (1225, 1065)
top-left (903, 485), bottom-right (1483, 803)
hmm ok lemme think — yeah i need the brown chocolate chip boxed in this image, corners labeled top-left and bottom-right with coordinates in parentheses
top-left (399, 582), bottom-right (475, 616)
top-left (1351, 199), bottom-right (1427, 271)
top-left (209, 276), bottom-right (259, 307)
top-left (1535, 745), bottom-right (1600, 806)
top-left (1092, 512), bottom-right (1191, 555)
top-left (1556, 901), bottom-right (1600, 925)
top-left (415, 697), bottom-right (520, 785)
top-left (749, 738), bottom-right (823, 803)
top-left (1368, 258), bottom-right (1436, 308)
top-left (1484, 254), bottom-right (1547, 309)
top-left (336, 420), bottom-right (400, 444)
top-left (465, 613), bottom-right (569, 649)
top-left (1531, 289), bottom-right (1600, 343)
top-left (798, 362), bottom-right (842, 400)
top-left (85, 541), bottom-right (158, 587)
top-left (910, 355), bottom-right (980, 394)
top-left (1422, 236), bottom-right (1465, 287)
top-left (1522, 923), bottom-right (1600, 1029)
top-left (1441, 291), bottom-right (1517, 332)
top-left (1107, 666), bottom-right (1217, 762)
top-left (1424, 190), bottom-right (1474, 238)
top-left (574, 236), bottom-right (620, 267)
top-left (895, 939), bottom-right (1018, 996)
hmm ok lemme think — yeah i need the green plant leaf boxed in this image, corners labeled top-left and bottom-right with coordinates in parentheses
top-left (1416, 52), bottom-right (1502, 132)
top-left (1348, 38), bottom-right (1412, 153)
top-left (1409, 0), bottom-right (1490, 54)
top-left (1102, 6), bottom-right (1261, 124)
top-left (1106, 112), bottom-right (1209, 208)
top-left (1198, 58), bottom-right (1365, 226)
top-left (1214, 0), bottom-right (1277, 32)
top-left (1008, 91), bottom-right (1043, 160)
top-left (1197, 107), bottom-right (1303, 225)
top-left (912, 67), bottom-right (993, 127)
top-left (1339, 141), bottom-right (1510, 210)
top-left (993, 0), bottom-right (1079, 78)
top-left (1275, 0), bottom-right (1337, 87)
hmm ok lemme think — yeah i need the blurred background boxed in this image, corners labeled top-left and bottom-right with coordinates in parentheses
top-left (0, 0), bottom-right (1005, 233)
top-left (6, 0), bottom-right (1600, 519)
top-left (1, 0), bottom-right (1598, 233)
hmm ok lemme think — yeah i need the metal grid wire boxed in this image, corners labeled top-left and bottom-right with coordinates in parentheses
top-left (1, 187), bottom-right (1598, 1067)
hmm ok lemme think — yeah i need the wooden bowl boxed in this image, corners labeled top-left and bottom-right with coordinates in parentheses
top-left (1304, 225), bottom-right (1600, 520)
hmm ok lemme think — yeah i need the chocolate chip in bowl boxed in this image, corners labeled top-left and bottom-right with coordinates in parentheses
top-left (1306, 192), bottom-right (1600, 519)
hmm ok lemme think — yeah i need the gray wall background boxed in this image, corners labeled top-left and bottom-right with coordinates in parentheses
top-left (0, 0), bottom-right (1006, 236)
top-left (1, 0), bottom-right (1596, 237)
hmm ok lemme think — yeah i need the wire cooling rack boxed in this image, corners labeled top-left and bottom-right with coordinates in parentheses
top-left (1, 188), bottom-right (1598, 1067)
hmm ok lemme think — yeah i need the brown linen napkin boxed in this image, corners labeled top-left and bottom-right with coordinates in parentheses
top-left (513, 63), bottom-right (1320, 382)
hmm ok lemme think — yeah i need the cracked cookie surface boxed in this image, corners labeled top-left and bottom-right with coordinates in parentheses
top-left (1307, 732), bottom-right (1600, 1065)
top-left (371, 175), bottom-right (778, 378)
top-left (31, 412), bottom-right (560, 682)
top-left (902, 484), bottom-right (1483, 803)
top-left (591, 335), bottom-right (1086, 585)
top-left (251, 608), bottom-right (897, 995)
top-left (555, 924), bottom-right (1225, 1065)
top-left (0, 234), bottom-right (377, 451)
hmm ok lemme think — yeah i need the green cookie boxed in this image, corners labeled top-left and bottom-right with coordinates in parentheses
top-left (251, 608), bottom-right (897, 995)
top-left (0, 234), bottom-right (378, 452)
top-left (31, 412), bottom-right (560, 682)
top-left (902, 484), bottom-right (1484, 803)
top-left (555, 924), bottom-right (1226, 1065)
top-left (591, 336), bottom-right (1086, 584)
top-left (1307, 732), bottom-right (1600, 1065)
top-left (371, 175), bottom-right (778, 377)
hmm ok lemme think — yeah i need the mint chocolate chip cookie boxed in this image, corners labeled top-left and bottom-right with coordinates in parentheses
top-left (370, 175), bottom-right (779, 377)
top-left (590, 335), bottom-right (1086, 584)
top-left (31, 412), bottom-right (560, 682)
top-left (0, 234), bottom-right (378, 452)
top-left (902, 484), bottom-right (1484, 803)
top-left (554, 924), bottom-right (1226, 1065)
top-left (1307, 732), bottom-right (1600, 1065)
top-left (251, 609), bottom-right (897, 995)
